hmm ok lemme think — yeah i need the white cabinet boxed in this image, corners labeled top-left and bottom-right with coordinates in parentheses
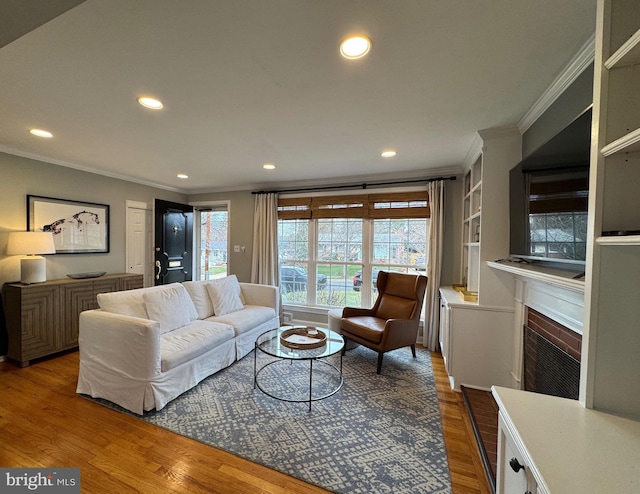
top-left (582, 0), bottom-right (640, 418)
top-left (493, 385), bottom-right (640, 494)
top-left (439, 287), bottom-right (514, 391)
top-left (497, 413), bottom-right (537, 494)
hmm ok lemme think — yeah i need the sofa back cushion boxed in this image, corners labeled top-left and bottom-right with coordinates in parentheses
top-left (97, 285), bottom-right (154, 319)
top-left (143, 283), bottom-right (199, 334)
top-left (183, 280), bottom-right (216, 319)
top-left (205, 275), bottom-right (245, 316)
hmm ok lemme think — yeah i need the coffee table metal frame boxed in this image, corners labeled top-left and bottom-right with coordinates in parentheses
top-left (253, 325), bottom-right (344, 411)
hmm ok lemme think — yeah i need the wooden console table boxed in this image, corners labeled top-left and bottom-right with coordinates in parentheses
top-left (2, 273), bottom-right (143, 367)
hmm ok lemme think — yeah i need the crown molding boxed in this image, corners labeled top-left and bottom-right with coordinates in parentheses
top-left (0, 146), bottom-right (185, 193)
top-left (518, 33), bottom-right (595, 133)
top-left (462, 133), bottom-right (483, 170)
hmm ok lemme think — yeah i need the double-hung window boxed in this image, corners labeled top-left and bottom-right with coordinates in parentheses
top-left (277, 190), bottom-right (429, 308)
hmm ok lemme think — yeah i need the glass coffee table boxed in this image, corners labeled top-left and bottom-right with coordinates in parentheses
top-left (253, 326), bottom-right (344, 411)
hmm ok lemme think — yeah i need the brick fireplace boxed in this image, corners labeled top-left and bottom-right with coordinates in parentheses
top-left (523, 308), bottom-right (581, 400)
top-left (504, 271), bottom-right (585, 397)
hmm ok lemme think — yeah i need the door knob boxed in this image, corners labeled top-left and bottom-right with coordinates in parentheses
top-left (509, 457), bottom-right (525, 473)
top-left (155, 260), bottom-right (161, 280)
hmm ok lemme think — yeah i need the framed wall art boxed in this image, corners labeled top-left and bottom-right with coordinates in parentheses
top-left (27, 195), bottom-right (110, 254)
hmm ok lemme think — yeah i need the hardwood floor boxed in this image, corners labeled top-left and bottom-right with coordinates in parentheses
top-left (0, 350), bottom-right (490, 493)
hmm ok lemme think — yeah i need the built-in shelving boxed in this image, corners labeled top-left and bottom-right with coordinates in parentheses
top-left (583, 0), bottom-right (640, 419)
top-left (604, 26), bottom-right (640, 68)
top-left (595, 235), bottom-right (640, 245)
top-left (600, 128), bottom-right (640, 156)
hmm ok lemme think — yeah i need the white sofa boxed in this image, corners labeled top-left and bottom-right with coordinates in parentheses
top-left (76, 276), bottom-right (279, 414)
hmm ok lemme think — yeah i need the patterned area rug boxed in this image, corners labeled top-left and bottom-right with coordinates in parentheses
top-left (90, 346), bottom-right (451, 493)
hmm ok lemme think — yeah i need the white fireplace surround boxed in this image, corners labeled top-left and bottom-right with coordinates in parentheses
top-left (488, 261), bottom-right (585, 387)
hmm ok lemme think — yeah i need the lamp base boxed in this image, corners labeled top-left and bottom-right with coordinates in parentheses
top-left (21, 256), bottom-right (47, 284)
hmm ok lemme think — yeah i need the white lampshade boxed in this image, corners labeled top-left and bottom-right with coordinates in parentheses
top-left (7, 232), bottom-right (56, 284)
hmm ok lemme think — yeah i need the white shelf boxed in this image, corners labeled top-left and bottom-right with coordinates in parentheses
top-left (468, 211), bottom-right (481, 221)
top-left (604, 27), bottom-right (640, 69)
top-left (596, 235), bottom-right (640, 245)
top-left (487, 260), bottom-right (585, 292)
top-left (601, 127), bottom-right (640, 156)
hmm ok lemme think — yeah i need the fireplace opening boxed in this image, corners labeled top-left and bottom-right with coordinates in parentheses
top-left (523, 308), bottom-right (581, 400)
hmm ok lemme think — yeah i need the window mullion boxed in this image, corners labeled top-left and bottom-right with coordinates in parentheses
top-left (308, 218), bottom-right (317, 305)
top-left (362, 219), bottom-right (373, 307)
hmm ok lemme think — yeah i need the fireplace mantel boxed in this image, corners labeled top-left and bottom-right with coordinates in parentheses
top-left (488, 260), bottom-right (585, 388)
top-left (487, 260), bottom-right (585, 293)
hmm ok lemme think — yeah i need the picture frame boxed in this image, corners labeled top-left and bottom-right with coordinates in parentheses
top-left (27, 195), bottom-right (110, 254)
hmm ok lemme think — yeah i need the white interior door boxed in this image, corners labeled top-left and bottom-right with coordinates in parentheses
top-left (126, 200), bottom-right (152, 287)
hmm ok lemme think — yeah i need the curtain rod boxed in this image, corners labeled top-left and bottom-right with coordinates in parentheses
top-left (252, 175), bottom-right (456, 195)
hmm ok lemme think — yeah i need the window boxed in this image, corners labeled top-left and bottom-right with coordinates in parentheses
top-left (277, 191), bottom-right (429, 308)
top-left (529, 212), bottom-right (587, 260)
top-left (196, 204), bottom-right (229, 280)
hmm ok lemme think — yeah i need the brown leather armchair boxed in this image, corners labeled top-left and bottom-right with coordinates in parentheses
top-left (340, 270), bottom-right (428, 374)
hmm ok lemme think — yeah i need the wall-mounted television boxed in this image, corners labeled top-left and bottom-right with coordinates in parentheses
top-left (509, 107), bottom-right (592, 266)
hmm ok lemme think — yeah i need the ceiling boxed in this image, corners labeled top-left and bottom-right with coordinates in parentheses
top-left (0, 0), bottom-right (596, 193)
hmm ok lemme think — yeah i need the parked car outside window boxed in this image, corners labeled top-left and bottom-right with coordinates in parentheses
top-left (352, 269), bottom-right (380, 291)
top-left (280, 266), bottom-right (327, 293)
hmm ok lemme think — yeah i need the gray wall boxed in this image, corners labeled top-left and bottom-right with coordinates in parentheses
top-left (0, 152), bottom-right (186, 286)
top-left (189, 190), bottom-right (255, 283)
top-left (522, 63), bottom-right (594, 158)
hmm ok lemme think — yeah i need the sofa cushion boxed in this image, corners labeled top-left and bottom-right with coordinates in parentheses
top-left (207, 305), bottom-right (276, 336)
top-left (97, 283), bottom-right (177, 319)
top-left (206, 275), bottom-right (245, 316)
top-left (143, 284), bottom-right (198, 334)
top-left (183, 280), bottom-right (216, 319)
top-left (160, 320), bottom-right (235, 372)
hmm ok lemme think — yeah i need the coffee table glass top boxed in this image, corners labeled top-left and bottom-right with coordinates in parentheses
top-left (256, 325), bottom-right (344, 359)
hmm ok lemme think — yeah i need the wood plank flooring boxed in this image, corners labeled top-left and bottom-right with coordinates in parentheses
top-left (0, 349), bottom-right (490, 493)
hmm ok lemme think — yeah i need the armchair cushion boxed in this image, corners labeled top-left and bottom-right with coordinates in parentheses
top-left (377, 295), bottom-right (416, 321)
top-left (340, 316), bottom-right (385, 343)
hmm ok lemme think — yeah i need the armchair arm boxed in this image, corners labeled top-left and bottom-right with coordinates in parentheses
top-left (78, 310), bottom-right (162, 379)
top-left (380, 318), bottom-right (420, 349)
top-left (342, 306), bottom-right (376, 318)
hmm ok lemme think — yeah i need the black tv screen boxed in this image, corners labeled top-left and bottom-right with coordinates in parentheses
top-left (509, 108), bottom-right (592, 265)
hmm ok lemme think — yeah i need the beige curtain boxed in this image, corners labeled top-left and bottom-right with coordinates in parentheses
top-left (423, 180), bottom-right (445, 350)
top-left (251, 193), bottom-right (280, 285)
top-left (251, 193), bottom-right (283, 322)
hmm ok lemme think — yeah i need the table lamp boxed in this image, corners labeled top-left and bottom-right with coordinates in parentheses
top-left (7, 231), bottom-right (56, 284)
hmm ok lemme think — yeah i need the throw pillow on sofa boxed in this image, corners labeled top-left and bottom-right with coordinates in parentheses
top-left (143, 283), bottom-right (199, 334)
top-left (206, 275), bottom-right (245, 316)
top-left (183, 280), bottom-right (216, 319)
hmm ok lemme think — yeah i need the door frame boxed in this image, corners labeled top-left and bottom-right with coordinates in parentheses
top-left (192, 200), bottom-right (231, 281)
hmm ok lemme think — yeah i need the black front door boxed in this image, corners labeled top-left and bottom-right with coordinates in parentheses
top-left (154, 199), bottom-right (193, 285)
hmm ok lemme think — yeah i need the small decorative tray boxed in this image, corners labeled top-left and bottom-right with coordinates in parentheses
top-left (280, 327), bottom-right (327, 349)
top-left (67, 271), bottom-right (107, 279)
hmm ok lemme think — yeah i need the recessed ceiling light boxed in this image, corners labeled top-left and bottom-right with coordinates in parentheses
top-left (138, 96), bottom-right (164, 110)
top-left (381, 150), bottom-right (397, 158)
top-left (177, 173), bottom-right (189, 179)
top-left (263, 163), bottom-right (276, 170)
top-left (29, 128), bottom-right (53, 138)
top-left (340, 36), bottom-right (371, 59)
